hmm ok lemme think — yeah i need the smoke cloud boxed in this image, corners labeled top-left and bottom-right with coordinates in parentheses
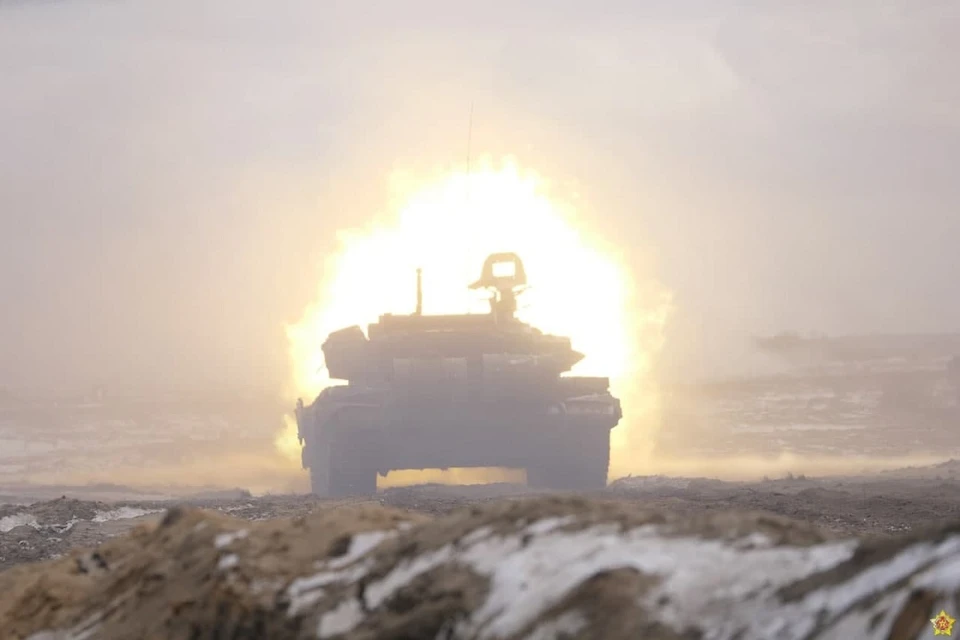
top-left (2, 0), bottom-right (958, 489)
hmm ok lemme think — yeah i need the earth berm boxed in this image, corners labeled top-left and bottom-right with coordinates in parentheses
top-left (1, 492), bottom-right (959, 639)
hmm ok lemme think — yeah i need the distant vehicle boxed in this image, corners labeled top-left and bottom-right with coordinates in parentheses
top-left (295, 253), bottom-right (623, 496)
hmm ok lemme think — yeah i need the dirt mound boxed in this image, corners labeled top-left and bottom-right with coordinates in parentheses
top-left (184, 488), bottom-right (254, 501)
top-left (1, 496), bottom-right (958, 639)
top-left (0, 498), bottom-right (163, 572)
top-left (0, 497), bottom-right (110, 524)
top-left (880, 458), bottom-right (960, 480)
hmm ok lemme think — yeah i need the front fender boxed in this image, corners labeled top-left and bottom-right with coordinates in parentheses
top-left (294, 398), bottom-right (305, 444)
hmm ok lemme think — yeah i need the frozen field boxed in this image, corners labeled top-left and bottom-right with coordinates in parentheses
top-left (655, 359), bottom-right (960, 460)
top-left (1, 350), bottom-right (958, 494)
top-left (1, 356), bottom-right (960, 585)
top-left (0, 396), bottom-right (293, 494)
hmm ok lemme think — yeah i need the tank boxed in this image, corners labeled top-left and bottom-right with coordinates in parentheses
top-left (294, 252), bottom-right (623, 496)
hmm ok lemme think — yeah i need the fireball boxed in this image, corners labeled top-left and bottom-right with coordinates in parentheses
top-left (279, 156), bottom-right (671, 483)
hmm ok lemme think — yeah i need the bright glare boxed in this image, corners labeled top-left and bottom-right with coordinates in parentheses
top-left (279, 156), bottom-right (672, 483)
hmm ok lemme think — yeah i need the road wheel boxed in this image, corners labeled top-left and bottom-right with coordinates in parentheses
top-left (526, 425), bottom-right (610, 491)
top-left (328, 463), bottom-right (377, 497)
top-left (327, 426), bottom-right (378, 497)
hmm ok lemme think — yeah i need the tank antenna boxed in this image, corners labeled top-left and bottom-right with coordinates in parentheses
top-left (415, 268), bottom-right (423, 315)
top-left (465, 101), bottom-right (474, 205)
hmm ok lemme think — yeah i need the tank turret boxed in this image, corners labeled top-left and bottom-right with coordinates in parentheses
top-left (321, 253), bottom-right (585, 384)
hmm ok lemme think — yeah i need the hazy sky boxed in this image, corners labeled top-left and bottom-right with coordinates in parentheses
top-left (1, 0), bottom-right (958, 392)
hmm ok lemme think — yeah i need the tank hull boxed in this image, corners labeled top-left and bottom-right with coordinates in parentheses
top-left (295, 253), bottom-right (625, 496)
top-left (296, 384), bottom-right (621, 496)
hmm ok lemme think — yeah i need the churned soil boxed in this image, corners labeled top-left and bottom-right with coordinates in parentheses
top-left (1, 492), bottom-right (958, 639)
top-left (1, 465), bottom-right (960, 639)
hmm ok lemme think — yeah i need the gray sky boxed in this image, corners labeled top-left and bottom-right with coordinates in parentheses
top-left (1, 0), bottom-right (958, 393)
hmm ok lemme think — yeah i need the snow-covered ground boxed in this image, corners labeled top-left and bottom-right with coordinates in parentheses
top-left (1, 357), bottom-right (958, 492)
top-left (655, 362), bottom-right (960, 461)
top-left (4, 485), bottom-right (960, 639)
top-left (0, 398), bottom-right (289, 492)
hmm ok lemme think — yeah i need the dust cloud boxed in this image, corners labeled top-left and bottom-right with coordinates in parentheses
top-left (280, 156), bottom-right (673, 486)
top-left (17, 449), bottom-right (310, 497)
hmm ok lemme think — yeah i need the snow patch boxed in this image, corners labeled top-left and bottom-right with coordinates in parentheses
top-left (288, 589), bottom-right (326, 618)
top-left (218, 554), bottom-right (239, 571)
top-left (286, 528), bottom-right (438, 617)
top-left (459, 525), bottom-right (493, 547)
top-left (92, 507), bottom-right (161, 523)
top-left (214, 529), bottom-right (248, 549)
top-left (731, 532), bottom-right (773, 550)
top-left (0, 513), bottom-right (39, 532)
top-left (360, 516), bottom-right (863, 639)
top-left (327, 530), bottom-right (394, 569)
top-left (362, 517), bottom-right (586, 616)
top-left (407, 516), bottom-right (960, 640)
top-left (363, 544), bottom-right (455, 610)
top-left (50, 519), bottom-right (78, 534)
top-left (524, 516), bottom-right (574, 536)
top-left (456, 523), bottom-right (855, 638)
top-left (524, 610), bottom-right (589, 639)
top-left (1, 514), bottom-right (80, 534)
top-left (220, 503), bottom-right (255, 513)
top-left (915, 554), bottom-right (960, 590)
top-left (317, 599), bottom-right (364, 638)
top-left (286, 565), bottom-right (367, 617)
top-left (27, 609), bottom-right (106, 640)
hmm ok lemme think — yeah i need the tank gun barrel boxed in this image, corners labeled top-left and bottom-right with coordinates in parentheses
top-left (415, 268), bottom-right (423, 315)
